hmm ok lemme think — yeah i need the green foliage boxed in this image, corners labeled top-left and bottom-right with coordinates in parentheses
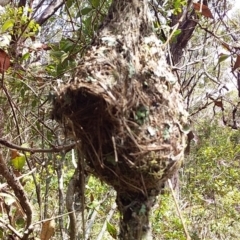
top-left (84, 176), bottom-right (118, 239)
top-left (172, 0), bottom-right (186, 14)
top-left (181, 122), bottom-right (240, 239)
top-left (152, 0), bottom-right (185, 43)
top-left (46, 0), bottom-right (111, 77)
top-left (149, 122), bottom-right (240, 239)
top-left (161, 0), bottom-right (186, 16)
top-left (152, 193), bottom-right (186, 240)
top-left (106, 221), bottom-right (117, 239)
top-left (0, 6), bottom-right (39, 39)
top-left (78, 0), bottom-right (110, 39)
top-left (48, 38), bottom-right (79, 76)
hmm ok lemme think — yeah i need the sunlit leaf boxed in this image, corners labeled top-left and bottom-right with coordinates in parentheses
top-left (106, 221), bottom-right (117, 239)
top-left (22, 52), bottom-right (30, 61)
top-left (170, 29), bottom-right (182, 43)
top-left (2, 19), bottom-right (14, 32)
top-left (10, 150), bottom-right (26, 171)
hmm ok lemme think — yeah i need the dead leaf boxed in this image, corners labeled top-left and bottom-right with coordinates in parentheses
top-left (40, 219), bottom-right (55, 240)
top-left (0, 49), bottom-right (10, 73)
top-left (233, 55), bottom-right (240, 71)
top-left (214, 100), bottom-right (223, 108)
top-left (193, 3), bottom-right (214, 19)
top-left (10, 149), bottom-right (21, 159)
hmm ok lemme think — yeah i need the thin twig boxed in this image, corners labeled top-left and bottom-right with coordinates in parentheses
top-left (86, 190), bottom-right (115, 240)
top-left (32, 211), bottom-right (75, 226)
top-left (112, 136), bottom-right (118, 162)
top-left (168, 179), bottom-right (191, 240)
top-left (0, 168), bottom-right (36, 190)
top-left (0, 218), bottom-right (22, 239)
top-left (96, 202), bottom-right (117, 240)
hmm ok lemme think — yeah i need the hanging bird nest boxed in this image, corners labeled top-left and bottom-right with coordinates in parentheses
top-left (52, 0), bottom-right (188, 195)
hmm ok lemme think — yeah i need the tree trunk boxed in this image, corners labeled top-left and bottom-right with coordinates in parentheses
top-left (117, 191), bottom-right (156, 240)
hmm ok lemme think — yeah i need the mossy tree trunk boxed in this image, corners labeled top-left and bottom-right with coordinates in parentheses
top-left (53, 0), bottom-right (187, 239)
top-left (117, 191), bottom-right (157, 240)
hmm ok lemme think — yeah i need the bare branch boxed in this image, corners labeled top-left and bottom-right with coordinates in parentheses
top-left (35, 0), bottom-right (65, 25)
top-left (0, 138), bottom-right (76, 153)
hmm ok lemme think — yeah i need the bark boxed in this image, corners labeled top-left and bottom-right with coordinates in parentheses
top-left (169, 2), bottom-right (198, 65)
top-left (170, 15), bottom-right (198, 65)
top-left (117, 191), bottom-right (156, 240)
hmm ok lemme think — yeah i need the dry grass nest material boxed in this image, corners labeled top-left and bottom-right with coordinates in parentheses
top-left (52, 69), bottom-right (187, 194)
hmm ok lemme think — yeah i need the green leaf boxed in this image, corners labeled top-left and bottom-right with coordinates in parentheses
top-left (16, 218), bottom-right (25, 228)
top-left (84, 16), bottom-right (93, 33)
top-left (170, 29), bottom-right (182, 43)
top-left (60, 39), bottom-right (74, 52)
top-left (66, 0), bottom-right (75, 8)
top-left (22, 52), bottom-right (30, 61)
top-left (0, 228), bottom-right (3, 238)
top-left (11, 154), bottom-right (26, 170)
top-left (81, 7), bottom-right (93, 15)
top-left (91, 0), bottom-right (100, 8)
top-left (51, 50), bottom-right (65, 59)
top-left (60, 52), bottom-right (69, 63)
top-left (2, 19), bottom-right (15, 32)
top-left (218, 54), bottom-right (230, 64)
top-left (106, 221), bottom-right (117, 239)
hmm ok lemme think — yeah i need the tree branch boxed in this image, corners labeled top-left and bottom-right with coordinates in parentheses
top-left (0, 152), bottom-right (32, 239)
top-left (0, 138), bottom-right (76, 153)
top-left (35, 0), bottom-right (65, 25)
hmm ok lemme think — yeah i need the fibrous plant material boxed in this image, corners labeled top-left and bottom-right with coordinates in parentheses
top-left (52, 0), bottom-right (188, 239)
